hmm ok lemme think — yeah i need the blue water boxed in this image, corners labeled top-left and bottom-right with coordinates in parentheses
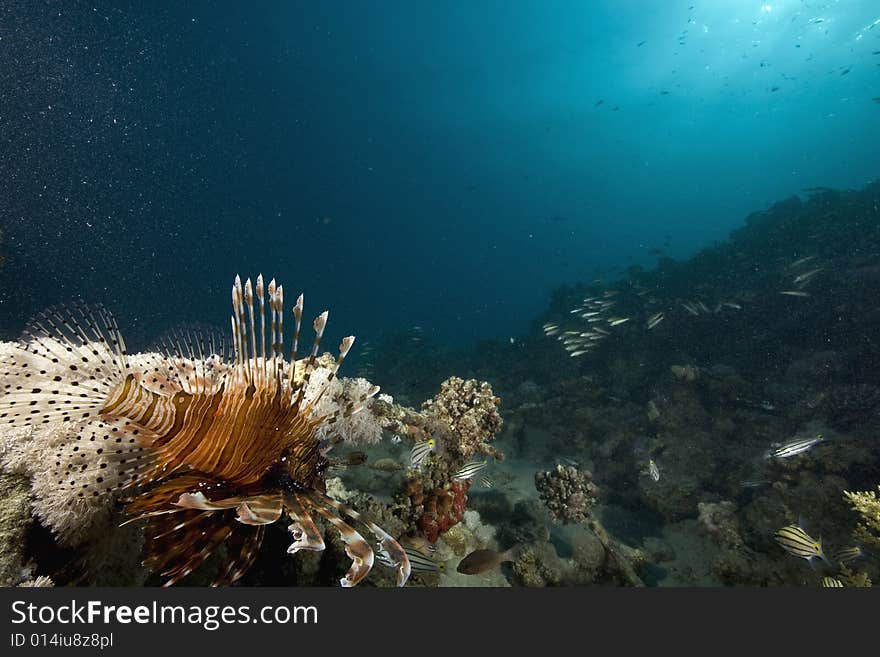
top-left (1, 0), bottom-right (878, 349)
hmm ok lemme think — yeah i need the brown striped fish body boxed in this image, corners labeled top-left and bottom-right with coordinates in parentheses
top-left (0, 275), bottom-right (410, 588)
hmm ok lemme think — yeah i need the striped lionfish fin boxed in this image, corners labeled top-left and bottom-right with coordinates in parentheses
top-left (126, 474), bottom-right (240, 586)
top-left (150, 325), bottom-right (231, 396)
top-left (146, 509), bottom-right (235, 587)
top-left (213, 524), bottom-right (266, 586)
top-left (308, 499), bottom-right (375, 587)
top-left (305, 490), bottom-right (411, 587)
top-left (283, 491), bottom-right (326, 554)
top-left (0, 302), bottom-right (130, 427)
top-left (228, 275), bottom-right (361, 413)
top-left (48, 418), bottom-right (158, 502)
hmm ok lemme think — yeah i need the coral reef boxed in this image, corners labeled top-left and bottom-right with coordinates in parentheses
top-left (534, 464), bottom-right (598, 524)
top-left (421, 377), bottom-right (504, 460)
top-left (697, 500), bottom-right (744, 550)
top-left (0, 472), bottom-right (32, 586)
top-left (844, 485), bottom-right (880, 554)
top-left (401, 477), bottom-right (471, 543)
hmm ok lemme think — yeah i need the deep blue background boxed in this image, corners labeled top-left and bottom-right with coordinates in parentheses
top-left (1, 1), bottom-right (878, 349)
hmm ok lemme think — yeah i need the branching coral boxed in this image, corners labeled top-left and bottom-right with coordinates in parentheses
top-left (843, 486), bottom-right (880, 553)
top-left (422, 377), bottom-right (503, 460)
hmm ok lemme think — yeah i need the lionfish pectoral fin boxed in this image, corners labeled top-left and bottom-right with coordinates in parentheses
top-left (307, 490), bottom-right (411, 586)
top-left (175, 492), bottom-right (242, 511)
top-left (235, 493), bottom-right (283, 525)
top-left (213, 525), bottom-right (265, 586)
top-left (142, 510), bottom-right (234, 587)
top-left (283, 492), bottom-right (325, 553)
top-left (0, 302), bottom-right (130, 428)
top-left (309, 501), bottom-right (375, 588)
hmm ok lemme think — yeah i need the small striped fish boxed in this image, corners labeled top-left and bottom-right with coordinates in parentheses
top-left (378, 547), bottom-right (442, 573)
top-left (410, 438), bottom-right (436, 470)
top-left (775, 525), bottom-right (830, 565)
top-left (765, 434), bottom-right (824, 459)
top-left (835, 546), bottom-right (864, 563)
top-left (479, 475), bottom-right (494, 489)
top-left (453, 460), bottom-right (488, 480)
top-left (821, 577), bottom-right (844, 588)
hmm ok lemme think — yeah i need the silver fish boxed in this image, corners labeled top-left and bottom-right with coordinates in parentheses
top-left (646, 312), bottom-right (665, 329)
top-left (789, 255), bottom-right (817, 268)
top-left (765, 434), bottom-right (824, 459)
top-left (794, 268), bottom-right (823, 284)
top-left (648, 459), bottom-right (660, 481)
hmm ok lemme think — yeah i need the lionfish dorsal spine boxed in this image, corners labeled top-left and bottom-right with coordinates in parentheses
top-left (267, 278), bottom-right (278, 382)
top-left (256, 274), bottom-right (267, 386)
top-left (307, 335), bottom-right (356, 411)
top-left (293, 310), bottom-right (328, 411)
top-left (244, 277), bottom-right (258, 385)
top-left (291, 292), bottom-right (303, 364)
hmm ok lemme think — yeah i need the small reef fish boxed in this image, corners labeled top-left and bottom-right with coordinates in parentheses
top-left (775, 524), bottom-right (831, 566)
top-left (821, 577), bottom-right (843, 587)
top-left (646, 312), bottom-right (665, 329)
top-left (453, 460), bottom-right (488, 480)
top-left (456, 547), bottom-right (518, 575)
top-left (765, 434), bottom-right (824, 459)
top-left (560, 457), bottom-right (580, 467)
top-left (478, 475), bottom-right (494, 489)
top-left (648, 459), bottom-right (661, 482)
top-left (609, 317), bottom-right (631, 326)
top-left (378, 547), bottom-right (442, 573)
top-left (410, 438), bottom-right (436, 470)
top-left (780, 290), bottom-right (810, 297)
top-left (835, 546), bottom-right (865, 563)
top-left (740, 478), bottom-right (771, 488)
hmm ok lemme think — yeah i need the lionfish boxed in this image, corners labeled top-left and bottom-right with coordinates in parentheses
top-left (0, 275), bottom-right (411, 587)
